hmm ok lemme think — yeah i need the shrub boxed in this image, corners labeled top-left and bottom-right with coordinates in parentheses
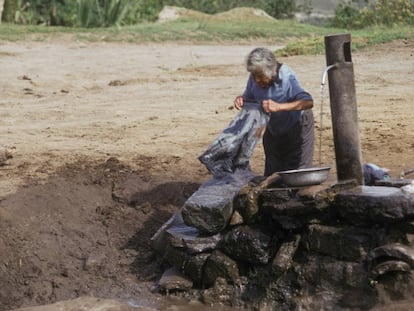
top-left (332, 0), bottom-right (414, 29)
top-left (77, 0), bottom-right (131, 27)
top-left (78, 0), bottom-right (95, 27)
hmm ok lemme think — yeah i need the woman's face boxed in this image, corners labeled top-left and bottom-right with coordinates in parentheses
top-left (252, 71), bottom-right (271, 88)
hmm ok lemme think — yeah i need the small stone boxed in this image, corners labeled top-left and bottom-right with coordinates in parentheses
top-left (158, 266), bottom-right (193, 291)
top-left (229, 210), bottom-right (244, 226)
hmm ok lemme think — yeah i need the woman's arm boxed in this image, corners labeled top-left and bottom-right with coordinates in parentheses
top-left (262, 98), bottom-right (313, 114)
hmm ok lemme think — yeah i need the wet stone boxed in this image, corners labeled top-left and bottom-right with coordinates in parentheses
top-left (233, 184), bottom-right (261, 223)
top-left (167, 228), bottom-right (221, 255)
top-left (272, 234), bottom-right (300, 276)
top-left (203, 250), bottom-right (239, 287)
top-left (260, 188), bottom-right (323, 218)
top-left (375, 178), bottom-right (414, 188)
top-left (402, 182), bottom-right (414, 194)
top-left (297, 183), bottom-right (331, 199)
top-left (371, 260), bottom-right (411, 278)
top-left (150, 212), bottom-right (187, 255)
top-left (219, 225), bottom-right (271, 265)
top-left (305, 224), bottom-right (376, 262)
top-left (366, 243), bottom-right (414, 269)
top-left (184, 253), bottom-right (211, 285)
top-left (150, 172), bottom-right (414, 308)
top-left (401, 221), bottom-right (414, 234)
top-left (261, 195), bottom-right (321, 230)
top-left (296, 181), bottom-right (354, 211)
top-left (262, 198), bottom-right (309, 216)
top-left (162, 245), bottom-right (211, 285)
top-left (271, 215), bottom-right (309, 230)
top-left (158, 266), bottom-right (193, 291)
top-left (182, 169), bottom-right (255, 235)
top-left (201, 277), bottom-right (242, 307)
top-left (166, 220), bottom-right (199, 237)
top-left (229, 210), bottom-right (244, 226)
top-left (163, 245), bottom-right (187, 272)
top-left (334, 186), bottom-right (414, 225)
top-left (260, 188), bottom-right (295, 204)
top-left (300, 254), bottom-right (368, 290)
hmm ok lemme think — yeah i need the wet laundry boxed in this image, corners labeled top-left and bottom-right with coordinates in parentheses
top-left (198, 101), bottom-right (269, 178)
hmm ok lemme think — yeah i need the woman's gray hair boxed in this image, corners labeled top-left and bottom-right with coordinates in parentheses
top-left (246, 47), bottom-right (277, 78)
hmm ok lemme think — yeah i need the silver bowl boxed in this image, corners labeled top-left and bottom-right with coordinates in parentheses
top-left (278, 166), bottom-right (331, 187)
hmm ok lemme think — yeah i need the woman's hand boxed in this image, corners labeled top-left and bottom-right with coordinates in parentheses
top-left (262, 99), bottom-right (281, 113)
top-left (234, 95), bottom-right (244, 110)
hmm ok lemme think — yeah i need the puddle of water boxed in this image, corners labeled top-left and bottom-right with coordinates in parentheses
top-left (126, 297), bottom-right (240, 311)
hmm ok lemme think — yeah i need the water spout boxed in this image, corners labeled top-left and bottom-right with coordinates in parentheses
top-left (318, 63), bottom-right (338, 165)
top-left (321, 64), bottom-right (338, 86)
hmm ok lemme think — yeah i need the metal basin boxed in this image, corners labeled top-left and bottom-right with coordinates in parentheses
top-left (278, 166), bottom-right (331, 187)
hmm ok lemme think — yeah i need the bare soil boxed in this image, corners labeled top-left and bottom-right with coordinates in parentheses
top-left (0, 38), bottom-right (413, 310)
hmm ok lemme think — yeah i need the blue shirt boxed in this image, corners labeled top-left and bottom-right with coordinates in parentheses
top-left (242, 64), bottom-right (313, 136)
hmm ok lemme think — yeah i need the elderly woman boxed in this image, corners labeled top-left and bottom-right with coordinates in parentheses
top-left (234, 47), bottom-right (314, 176)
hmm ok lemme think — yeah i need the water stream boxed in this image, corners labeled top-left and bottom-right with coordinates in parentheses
top-left (319, 64), bottom-right (337, 166)
top-left (319, 82), bottom-right (326, 166)
top-left (126, 296), bottom-right (240, 310)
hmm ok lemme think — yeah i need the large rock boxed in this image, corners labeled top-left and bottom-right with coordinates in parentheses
top-left (150, 212), bottom-right (188, 255)
top-left (304, 224), bottom-right (377, 262)
top-left (219, 225), bottom-right (271, 265)
top-left (334, 186), bottom-right (414, 225)
top-left (162, 245), bottom-right (210, 285)
top-left (259, 188), bottom-right (309, 230)
top-left (182, 169), bottom-right (255, 235)
top-left (203, 250), bottom-right (239, 287)
top-left (299, 255), bottom-right (372, 301)
top-left (168, 229), bottom-right (221, 255)
top-left (366, 243), bottom-right (414, 269)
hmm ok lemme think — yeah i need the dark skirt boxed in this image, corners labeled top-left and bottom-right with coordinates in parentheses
top-left (263, 109), bottom-right (314, 176)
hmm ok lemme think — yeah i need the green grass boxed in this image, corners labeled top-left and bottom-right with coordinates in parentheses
top-left (277, 24), bottom-right (414, 56)
top-left (1, 19), bottom-right (413, 56)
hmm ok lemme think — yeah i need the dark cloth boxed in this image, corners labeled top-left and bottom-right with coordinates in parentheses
top-left (363, 163), bottom-right (390, 185)
top-left (199, 102), bottom-right (269, 178)
top-left (263, 109), bottom-right (314, 176)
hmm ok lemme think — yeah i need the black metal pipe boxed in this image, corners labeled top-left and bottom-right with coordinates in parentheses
top-left (325, 34), bottom-right (364, 185)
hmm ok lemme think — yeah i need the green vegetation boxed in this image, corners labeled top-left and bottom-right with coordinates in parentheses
top-left (77, 0), bottom-right (131, 27)
top-left (2, 0), bottom-right (414, 28)
top-left (276, 24), bottom-right (414, 56)
top-left (332, 0), bottom-right (414, 29)
top-left (1, 0), bottom-right (301, 26)
top-left (0, 0), bottom-right (414, 56)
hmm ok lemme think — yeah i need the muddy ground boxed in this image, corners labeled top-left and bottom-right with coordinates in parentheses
top-left (0, 38), bottom-right (413, 310)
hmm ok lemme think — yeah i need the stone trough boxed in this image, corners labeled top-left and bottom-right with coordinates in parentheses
top-left (151, 173), bottom-right (414, 310)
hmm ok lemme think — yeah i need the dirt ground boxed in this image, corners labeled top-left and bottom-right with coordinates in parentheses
top-left (0, 37), bottom-right (413, 310)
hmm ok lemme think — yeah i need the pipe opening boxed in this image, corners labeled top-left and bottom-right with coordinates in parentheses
top-left (343, 42), bottom-right (352, 62)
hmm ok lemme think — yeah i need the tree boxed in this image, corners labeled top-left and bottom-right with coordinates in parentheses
top-left (0, 0), bottom-right (4, 23)
top-left (2, 0), bottom-right (18, 23)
